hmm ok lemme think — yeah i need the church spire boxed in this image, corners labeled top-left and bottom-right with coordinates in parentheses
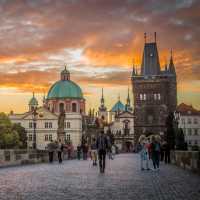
top-left (168, 49), bottom-right (176, 74)
top-left (132, 58), bottom-right (136, 76)
top-left (126, 88), bottom-right (130, 106)
top-left (100, 88), bottom-right (105, 107)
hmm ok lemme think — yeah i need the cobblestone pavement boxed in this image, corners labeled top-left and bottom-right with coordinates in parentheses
top-left (0, 154), bottom-right (200, 200)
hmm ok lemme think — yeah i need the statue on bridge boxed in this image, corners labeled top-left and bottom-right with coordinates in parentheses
top-left (57, 110), bottom-right (66, 143)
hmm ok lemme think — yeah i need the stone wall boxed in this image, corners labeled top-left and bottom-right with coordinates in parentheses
top-left (0, 149), bottom-right (49, 167)
top-left (171, 150), bottom-right (200, 174)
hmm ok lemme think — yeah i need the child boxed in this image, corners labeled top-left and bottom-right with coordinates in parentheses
top-left (91, 138), bottom-right (97, 166)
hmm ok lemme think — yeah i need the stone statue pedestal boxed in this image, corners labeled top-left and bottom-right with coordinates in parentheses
top-left (57, 129), bottom-right (66, 144)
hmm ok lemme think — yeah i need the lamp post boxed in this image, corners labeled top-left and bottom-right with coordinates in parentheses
top-left (32, 108), bottom-right (38, 149)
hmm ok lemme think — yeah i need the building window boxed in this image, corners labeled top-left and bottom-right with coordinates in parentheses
top-left (45, 122), bottom-right (53, 129)
top-left (67, 122), bottom-right (70, 128)
top-left (188, 140), bottom-right (191, 145)
top-left (194, 129), bottom-right (198, 135)
top-left (45, 122), bottom-right (48, 128)
top-left (194, 118), bottom-right (198, 124)
top-left (45, 135), bottom-right (48, 141)
top-left (64, 122), bottom-right (66, 128)
top-left (29, 134), bottom-right (33, 141)
top-left (158, 93), bottom-right (161, 100)
top-left (181, 118), bottom-right (185, 124)
top-left (194, 140), bottom-right (198, 145)
top-left (188, 128), bottom-right (192, 136)
top-left (66, 134), bottom-right (70, 142)
top-left (188, 118), bottom-right (192, 124)
top-left (72, 103), bottom-right (77, 112)
top-left (143, 94), bottom-right (146, 101)
top-left (59, 103), bottom-right (64, 113)
top-left (66, 103), bottom-right (70, 112)
top-left (140, 94), bottom-right (143, 100)
top-left (49, 134), bottom-right (52, 141)
top-left (154, 94), bottom-right (157, 100)
top-left (29, 122), bottom-right (33, 128)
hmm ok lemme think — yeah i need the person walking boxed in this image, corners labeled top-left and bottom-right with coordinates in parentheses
top-left (47, 139), bottom-right (55, 163)
top-left (57, 139), bottom-right (64, 163)
top-left (96, 130), bottom-right (108, 173)
top-left (82, 143), bottom-right (88, 160)
top-left (91, 138), bottom-right (98, 166)
top-left (77, 144), bottom-right (82, 160)
top-left (139, 135), bottom-right (150, 171)
top-left (151, 136), bottom-right (161, 171)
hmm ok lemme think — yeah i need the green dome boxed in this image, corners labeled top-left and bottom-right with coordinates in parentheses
top-left (111, 100), bottom-right (125, 112)
top-left (47, 80), bottom-right (83, 99)
top-left (29, 93), bottom-right (38, 106)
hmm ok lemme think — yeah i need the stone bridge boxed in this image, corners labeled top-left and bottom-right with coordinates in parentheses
top-left (0, 154), bottom-right (199, 200)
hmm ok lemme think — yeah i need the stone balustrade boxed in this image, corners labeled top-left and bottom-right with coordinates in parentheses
top-left (0, 149), bottom-right (49, 167)
top-left (171, 150), bottom-right (200, 174)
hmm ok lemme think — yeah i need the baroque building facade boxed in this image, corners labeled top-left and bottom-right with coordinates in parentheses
top-left (9, 67), bottom-right (85, 150)
top-left (132, 33), bottom-right (177, 144)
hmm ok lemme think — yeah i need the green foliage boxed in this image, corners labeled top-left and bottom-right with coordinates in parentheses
top-left (0, 113), bottom-right (27, 149)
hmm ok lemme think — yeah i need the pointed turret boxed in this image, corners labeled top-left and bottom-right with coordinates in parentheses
top-left (99, 88), bottom-right (107, 112)
top-left (168, 49), bottom-right (176, 75)
top-left (126, 88), bottom-right (130, 107)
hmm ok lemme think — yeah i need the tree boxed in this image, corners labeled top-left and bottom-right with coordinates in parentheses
top-left (165, 112), bottom-right (175, 150)
top-left (0, 113), bottom-right (27, 149)
top-left (12, 123), bottom-right (27, 149)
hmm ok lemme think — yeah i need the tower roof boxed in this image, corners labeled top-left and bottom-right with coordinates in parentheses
top-left (141, 33), bottom-right (161, 76)
top-left (141, 42), bottom-right (161, 75)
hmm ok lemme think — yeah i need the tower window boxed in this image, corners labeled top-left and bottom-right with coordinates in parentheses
top-left (59, 103), bottom-right (64, 113)
top-left (72, 103), bottom-right (77, 112)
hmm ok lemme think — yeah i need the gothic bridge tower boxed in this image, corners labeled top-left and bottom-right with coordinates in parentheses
top-left (131, 33), bottom-right (177, 144)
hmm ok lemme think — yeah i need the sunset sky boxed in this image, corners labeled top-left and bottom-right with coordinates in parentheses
top-left (0, 0), bottom-right (199, 114)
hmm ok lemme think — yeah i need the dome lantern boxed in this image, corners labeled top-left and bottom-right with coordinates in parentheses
top-left (61, 65), bottom-right (70, 81)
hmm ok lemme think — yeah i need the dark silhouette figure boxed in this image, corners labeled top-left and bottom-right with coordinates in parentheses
top-left (96, 131), bottom-right (108, 173)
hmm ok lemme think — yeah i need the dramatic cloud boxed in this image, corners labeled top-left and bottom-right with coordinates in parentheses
top-left (0, 0), bottom-right (200, 112)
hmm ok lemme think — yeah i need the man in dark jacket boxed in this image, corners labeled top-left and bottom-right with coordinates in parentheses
top-left (47, 140), bottom-right (56, 163)
top-left (96, 130), bottom-right (108, 173)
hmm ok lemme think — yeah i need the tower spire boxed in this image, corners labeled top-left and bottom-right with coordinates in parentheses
top-left (132, 58), bottom-right (136, 76)
top-left (126, 87), bottom-right (130, 106)
top-left (169, 48), bottom-right (176, 74)
top-left (100, 88), bottom-right (105, 106)
top-left (144, 32), bottom-right (147, 43)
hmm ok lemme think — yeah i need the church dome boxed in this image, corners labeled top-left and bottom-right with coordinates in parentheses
top-left (47, 67), bottom-right (83, 100)
top-left (111, 100), bottom-right (125, 112)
